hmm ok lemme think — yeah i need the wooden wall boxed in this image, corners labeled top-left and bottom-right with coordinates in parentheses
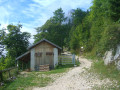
top-left (34, 41), bottom-right (56, 69)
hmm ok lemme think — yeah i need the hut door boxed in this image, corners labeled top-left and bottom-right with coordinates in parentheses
top-left (35, 48), bottom-right (44, 66)
top-left (39, 47), bottom-right (47, 65)
top-left (35, 52), bottom-right (42, 66)
top-left (45, 48), bottom-right (54, 68)
top-left (35, 48), bottom-right (47, 66)
top-left (35, 47), bottom-right (53, 67)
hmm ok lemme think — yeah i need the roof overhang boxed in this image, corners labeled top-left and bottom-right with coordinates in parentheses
top-left (16, 51), bottom-right (30, 62)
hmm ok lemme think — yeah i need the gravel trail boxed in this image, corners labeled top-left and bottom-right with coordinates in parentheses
top-left (33, 57), bottom-right (116, 90)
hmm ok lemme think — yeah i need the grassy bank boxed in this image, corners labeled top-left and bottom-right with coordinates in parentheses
top-left (0, 61), bottom-right (80, 90)
top-left (84, 53), bottom-right (120, 89)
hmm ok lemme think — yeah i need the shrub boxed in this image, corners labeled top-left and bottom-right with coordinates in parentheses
top-left (97, 24), bottom-right (120, 56)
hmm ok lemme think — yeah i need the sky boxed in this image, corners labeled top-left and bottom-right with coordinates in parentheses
top-left (0, 0), bottom-right (92, 44)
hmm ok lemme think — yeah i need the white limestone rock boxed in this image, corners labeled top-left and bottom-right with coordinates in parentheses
top-left (114, 45), bottom-right (120, 60)
top-left (114, 45), bottom-right (120, 70)
top-left (117, 60), bottom-right (120, 70)
top-left (103, 45), bottom-right (120, 70)
top-left (103, 50), bottom-right (114, 65)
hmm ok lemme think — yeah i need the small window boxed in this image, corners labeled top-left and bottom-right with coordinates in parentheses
top-left (35, 52), bottom-right (42, 57)
top-left (46, 52), bottom-right (54, 55)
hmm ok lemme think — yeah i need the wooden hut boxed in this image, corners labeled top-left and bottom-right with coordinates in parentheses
top-left (16, 39), bottom-right (62, 71)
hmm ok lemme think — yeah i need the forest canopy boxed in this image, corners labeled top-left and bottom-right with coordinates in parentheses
top-left (34, 0), bottom-right (120, 55)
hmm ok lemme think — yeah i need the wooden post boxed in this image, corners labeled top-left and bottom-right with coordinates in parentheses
top-left (17, 60), bottom-right (19, 72)
top-left (26, 62), bottom-right (27, 70)
top-left (72, 54), bottom-right (75, 65)
top-left (22, 61), bottom-right (23, 70)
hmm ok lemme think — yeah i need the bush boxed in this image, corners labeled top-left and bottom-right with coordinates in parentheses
top-left (0, 56), bottom-right (15, 71)
top-left (4, 56), bottom-right (15, 68)
top-left (97, 24), bottom-right (120, 56)
top-left (0, 56), bottom-right (6, 70)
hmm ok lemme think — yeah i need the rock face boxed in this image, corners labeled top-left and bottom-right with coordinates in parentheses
top-left (114, 45), bottom-right (120, 70)
top-left (114, 45), bottom-right (120, 60)
top-left (103, 45), bottom-right (120, 70)
top-left (103, 50), bottom-right (114, 65)
top-left (117, 60), bottom-right (120, 70)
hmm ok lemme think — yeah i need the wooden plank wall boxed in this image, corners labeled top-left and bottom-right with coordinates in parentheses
top-left (34, 41), bottom-right (55, 69)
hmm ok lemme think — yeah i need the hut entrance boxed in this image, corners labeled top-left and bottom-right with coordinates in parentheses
top-left (35, 47), bottom-right (54, 69)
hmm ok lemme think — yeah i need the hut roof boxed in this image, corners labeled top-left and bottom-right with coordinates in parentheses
top-left (16, 39), bottom-right (62, 61)
top-left (28, 39), bottom-right (62, 50)
top-left (16, 51), bottom-right (30, 61)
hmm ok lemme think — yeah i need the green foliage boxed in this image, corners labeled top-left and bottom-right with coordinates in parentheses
top-left (53, 8), bottom-right (67, 24)
top-left (0, 56), bottom-right (6, 70)
top-left (88, 58), bottom-right (120, 89)
top-left (4, 56), bottom-right (15, 68)
top-left (0, 28), bottom-right (6, 57)
top-left (85, 54), bottom-right (120, 86)
top-left (34, 8), bottom-right (70, 49)
top-left (0, 68), bottom-right (18, 82)
top-left (0, 24), bottom-right (31, 70)
top-left (89, 0), bottom-right (109, 48)
top-left (1, 72), bottom-right (52, 90)
top-left (1, 64), bottom-right (73, 90)
top-left (98, 24), bottom-right (120, 55)
top-left (83, 0), bottom-right (120, 56)
top-left (72, 8), bottom-right (87, 26)
top-left (109, 0), bottom-right (120, 22)
top-left (34, 0), bottom-right (120, 57)
top-left (3, 24), bottom-right (31, 58)
top-left (0, 56), bottom-right (15, 70)
top-left (69, 9), bottom-right (89, 54)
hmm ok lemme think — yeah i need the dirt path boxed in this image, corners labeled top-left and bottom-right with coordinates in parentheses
top-left (33, 57), bottom-right (116, 90)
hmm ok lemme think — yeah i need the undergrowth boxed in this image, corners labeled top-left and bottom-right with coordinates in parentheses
top-left (84, 53), bottom-right (120, 89)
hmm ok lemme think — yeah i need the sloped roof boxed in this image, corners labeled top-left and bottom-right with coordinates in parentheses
top-left (16, 51), bottom-right (30, 61)
top-left (28, 39), bottom-right (62, 50)
top-left (16, 39), bottom-right (62, 61)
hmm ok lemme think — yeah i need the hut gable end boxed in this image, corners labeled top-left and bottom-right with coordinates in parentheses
top-left (35, 41), bottom-right (55, 53)
top-left (28, 39), bottom-right (62, 50)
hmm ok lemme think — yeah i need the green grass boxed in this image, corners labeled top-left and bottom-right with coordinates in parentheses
top-left (91, 60), bottom-right (120, 89)
top-left (1, 72), bottom-right (52, 90)
top-left (0, 68), bottom-right (18, 82)
top-left (44, 65), bottom-right (73, 74)
top-left (75, 60), bottom-right (80, 66)
top-left (44, 61), bottom-right (80, 74)
top-left (91, 60), bottom-right (120, 79)
top-left (84, 53), bottom-right (120, 89)
top-left (0, 62), bottom-right (80, 90)
top-left (44, 60), bottom-right (80, 74)
top-left (85, 54), bottom-right (120, 80)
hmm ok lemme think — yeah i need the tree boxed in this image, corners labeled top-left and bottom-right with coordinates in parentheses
top-left (0, 27), bottom-right (6, 57)
top-left (3, 24), bottom-right (31, 58)
top-left (69, 8), bottom-right (89, 53)
top-left (34, 20), bottom-right (68, 48)
top-left (34, 8), bottom-right (70, 49)
top-left (88, 0), bottom-right (110, 48)
top-left (72, 8), bottom-right (87, 26)
top-left (53, 8), bottom-right (67, 24)
top-left (109, 0), bottom-right (120, 22)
